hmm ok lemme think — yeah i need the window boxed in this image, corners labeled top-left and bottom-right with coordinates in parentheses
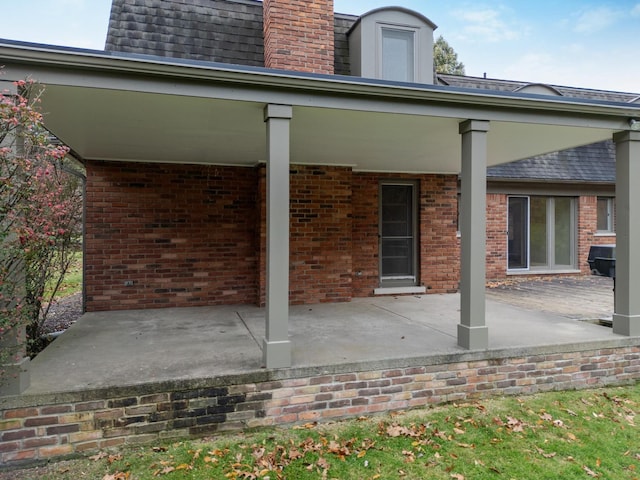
top-left (508, 196), bottom-right (577, 271)
top-left (381, 27), bottom-right (415, 82)
top-left (596, 197), bottom-right (615, 233)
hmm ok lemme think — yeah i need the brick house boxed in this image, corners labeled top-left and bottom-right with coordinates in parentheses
top-left (1, 0), bottom-right (639, 369)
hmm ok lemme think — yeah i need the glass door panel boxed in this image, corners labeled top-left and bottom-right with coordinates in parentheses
top-left (508, 197), bottom-right (528, 269)
top-left (530, 197), bottom-right (548, 268)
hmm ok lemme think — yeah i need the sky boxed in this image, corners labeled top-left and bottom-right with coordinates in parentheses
top-left (1, 0), bottom-right (639, 93)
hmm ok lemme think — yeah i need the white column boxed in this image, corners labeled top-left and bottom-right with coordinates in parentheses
top-left (458, 120), bottom-right (490, 349)
top-left (612, 130), bottom-right (640, 336)
top-left (263, 104), bottom-right (293, 368)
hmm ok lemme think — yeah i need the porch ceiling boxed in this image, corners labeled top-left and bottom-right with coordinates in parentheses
top-left (2, 41), bottom-right (638, 173)
top-left (39, 86), bottom-right (615, 173)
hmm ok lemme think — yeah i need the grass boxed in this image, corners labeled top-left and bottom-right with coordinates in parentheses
top-left (2, 383), bottom-right (638, 480)
top-left (45, 250), bottom-right (82, 300)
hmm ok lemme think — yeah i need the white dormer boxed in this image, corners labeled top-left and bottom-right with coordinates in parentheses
top-left (348, 7), bottom-right (437, 84)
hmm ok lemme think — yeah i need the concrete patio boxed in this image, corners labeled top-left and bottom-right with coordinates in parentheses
top-left (3, 276), bottom-right (639, 467)
top-left (25, 276), bottom-right (622, 395)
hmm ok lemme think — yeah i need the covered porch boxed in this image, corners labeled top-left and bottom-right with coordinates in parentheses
top-left (1, 40), bottom-right (640, 375)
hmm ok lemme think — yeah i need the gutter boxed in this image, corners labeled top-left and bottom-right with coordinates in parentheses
top-left (1, 40), bottom-right (640, 121)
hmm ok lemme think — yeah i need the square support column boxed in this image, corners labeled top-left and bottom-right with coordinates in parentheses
top-left (0, 325), bottom-right (30, 396)
top-left (263, 104), bottom-right (293, 368)
top-left (0, 80), bottom-right (30, 396)
top-left (612, 130), bottom-right (640, 336)
top-left (458, 120), bottom-right (490, 349)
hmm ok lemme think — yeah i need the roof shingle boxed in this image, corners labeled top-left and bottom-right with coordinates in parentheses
top-left (487, 141), bottom-right (615, 183)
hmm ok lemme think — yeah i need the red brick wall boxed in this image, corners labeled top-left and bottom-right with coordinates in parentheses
top-left (84, 161), bottom-right (258, 311)
top-left (579, 196), bottom-right (616, 274)
top-left (289, 165), bottom-right (352, 303)
top-left (258, 165), bottom-right (353, 305)
top-left (263, 0), bottom-right (335, 74)
top-left (352, 173), bottom-right (459, 296)
top-left (486, 193), bottom-right (508, 280)
top-left (351, 174), bottom-right (379, 296)
top-left (84, 160), bottom-right (613, 312)
top-left (419, 175), bottom-right (459, 293)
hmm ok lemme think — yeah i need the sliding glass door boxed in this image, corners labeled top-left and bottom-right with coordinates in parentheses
top-left (508, 196), bottom-right (576, 271)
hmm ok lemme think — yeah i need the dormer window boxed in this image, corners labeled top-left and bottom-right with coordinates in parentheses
top-left (348, 7), bottom-right (436, 84)
top-left (381, 27), bottom-right (415, 82)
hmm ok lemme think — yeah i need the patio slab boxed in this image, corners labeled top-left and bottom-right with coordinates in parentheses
top-left (25, 282), bottom-right (622, 395)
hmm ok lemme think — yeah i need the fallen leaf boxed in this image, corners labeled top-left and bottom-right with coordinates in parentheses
top-left (536, 447), bottom-right (557, 458)
top-left (402, 450), bottom-right (415, 463)
top-left (583, 465), bottom-right (600, 478)
top-left (90, 452), bottom-right (108, 461)
top-left (450, 474), bottom-right (465, 480)
top-left (102, 473), bottom-right (130, 480)
top-left (293, 422), bottom-right (318, 430)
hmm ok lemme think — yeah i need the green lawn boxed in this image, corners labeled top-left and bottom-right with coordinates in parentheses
top-left (45, 250), bottom-right (82, 300)
top-left (2, 383), bottom-right (638, 480)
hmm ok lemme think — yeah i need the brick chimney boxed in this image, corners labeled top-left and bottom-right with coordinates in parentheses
top-left (263, 0), bottom-right (335, 74)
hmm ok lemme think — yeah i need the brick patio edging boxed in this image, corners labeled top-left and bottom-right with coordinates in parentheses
top-left (1, 340), bottom-right (639, 466)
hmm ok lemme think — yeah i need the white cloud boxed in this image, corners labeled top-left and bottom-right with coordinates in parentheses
top-left (573, 7), bottom-right (621, 33)
top-left (496, 47), bottom-right (640, 92)
top-left (632, 3), bottom-right (640, 17)
top-left (452, 7), bottom-right (524, 42)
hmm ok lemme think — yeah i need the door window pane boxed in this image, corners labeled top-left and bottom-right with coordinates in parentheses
top-left (381, 185), bottom-right (413, 237)
top-left (381, 238), bottom-right (413, 276)
top-left (381, 28), bottom-right (415, 82)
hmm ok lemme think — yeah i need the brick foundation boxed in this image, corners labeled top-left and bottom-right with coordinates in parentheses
top-left (1, 343), bottom-right (638, 466)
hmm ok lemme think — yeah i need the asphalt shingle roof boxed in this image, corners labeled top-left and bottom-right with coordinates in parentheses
top-left (105, 0), bottom-right (633, 184)
top-left (487, 141), bottom-right (615, 183)
top-left (437, 74), bottom-right (640, 104)
top-left (105, 0), bottom-right (357, 75)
